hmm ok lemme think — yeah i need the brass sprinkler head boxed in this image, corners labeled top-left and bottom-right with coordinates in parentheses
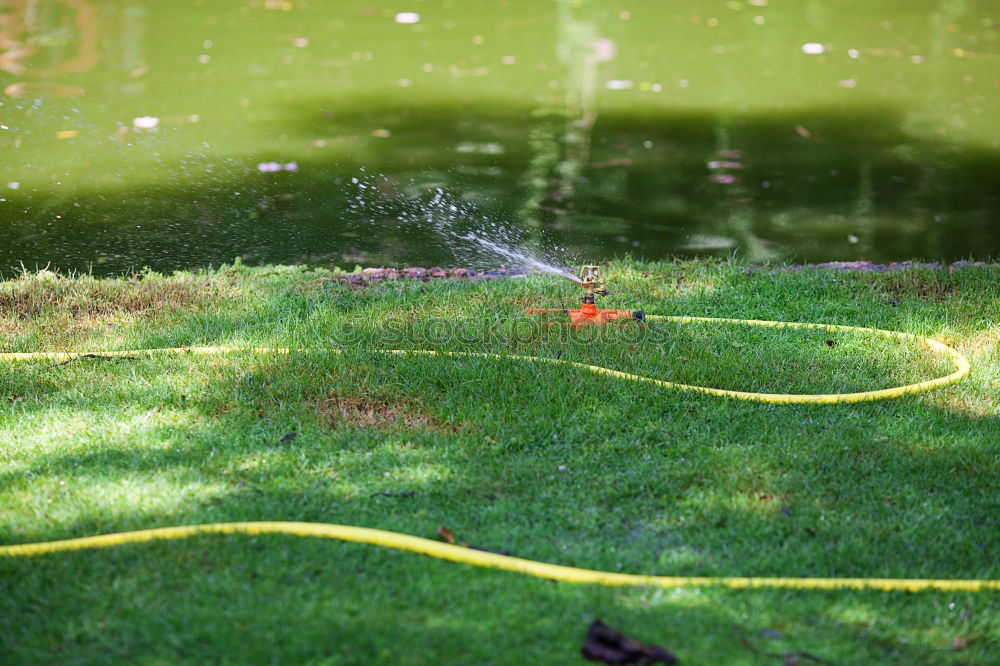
top-left (579, 265), bottom-right (609, 305)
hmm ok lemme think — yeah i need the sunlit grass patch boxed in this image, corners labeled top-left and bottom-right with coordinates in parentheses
top-left (0, 268), bottom-right (238, 316)
top-left (860, 268), bottom-right (966, 303)
top-left (956, 329), bottom-right (998, 360)
top-left (319, 393), bottom-right (459, 432)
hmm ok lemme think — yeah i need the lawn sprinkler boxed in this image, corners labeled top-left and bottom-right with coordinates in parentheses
top-left (528, 265), bottom-right (644, 328)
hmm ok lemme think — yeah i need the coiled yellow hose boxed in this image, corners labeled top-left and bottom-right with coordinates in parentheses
top-left (2, 316), bottom-right (989, 592)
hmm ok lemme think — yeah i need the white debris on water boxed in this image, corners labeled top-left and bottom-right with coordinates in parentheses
top-left (682, 234), bottom-right (737, 250)
top-left (257, 161), bottom-right (299, 172)
top-left (801, 43), bottom-right (825, 55)
top-left (455, 142), bottom-right (504, 154)
top-left (605, 79), bottom-right (634, 90)
top-left (132, 116), bottom-right (160, 129)
top-left (395, 12), bottom-right (420, 24)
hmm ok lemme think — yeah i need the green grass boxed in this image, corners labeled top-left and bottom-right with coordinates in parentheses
top-left (1, 260), bottom-right (998, 665)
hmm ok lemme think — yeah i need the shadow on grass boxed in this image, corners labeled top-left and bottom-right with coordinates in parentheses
top-left (1, 390), bottom-right (996, 665)
top-left (1, 349), bottom-right (995, 573)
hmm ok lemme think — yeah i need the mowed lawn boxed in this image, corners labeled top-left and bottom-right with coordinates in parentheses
top-left (1, 260), bottom-right (997, 665)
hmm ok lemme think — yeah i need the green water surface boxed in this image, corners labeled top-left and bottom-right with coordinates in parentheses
top-left (1, 0), bottom-right (999, 274)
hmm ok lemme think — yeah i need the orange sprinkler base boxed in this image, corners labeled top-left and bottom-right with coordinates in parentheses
top-left (528, 302), bottom-right (643, 328)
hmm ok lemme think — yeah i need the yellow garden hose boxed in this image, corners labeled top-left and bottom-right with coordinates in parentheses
top-left (641, 315), bottom-right (971, 404)
top-left (0, 316), bottom-right (971, 405)
top-left (1, 316), bottom-right (988, 592)
top-left (3, 521), bottom-right (997, 592)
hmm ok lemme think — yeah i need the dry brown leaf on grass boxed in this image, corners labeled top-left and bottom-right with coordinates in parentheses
top-left (580, 619), bottom-right (677, 665)
top-left (435, 526), bottom-right (512, 556)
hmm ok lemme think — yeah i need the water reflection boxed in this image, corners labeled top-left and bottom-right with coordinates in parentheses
top-left (0, 0), bottom-right (998, 275)
top-left (520, 0), bottom-right (615, 226)
top-left (0, 0), bottom-right (99, 76)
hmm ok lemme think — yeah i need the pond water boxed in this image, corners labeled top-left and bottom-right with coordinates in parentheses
top-left (2, 0), bottom-right (999, 275)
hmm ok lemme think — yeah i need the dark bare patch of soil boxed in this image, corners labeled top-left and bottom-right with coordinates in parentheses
top-left (319, 393), bottom-right (457, 432)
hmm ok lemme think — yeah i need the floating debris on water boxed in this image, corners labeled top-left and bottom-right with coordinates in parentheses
top-left (455, 142), bottom-right (504, 154)
top-left (3, 82), bottom-right (85, 98)
top-left (683, 234), bottom-right (737, 250)
top-left (257, 161), bottom-right (299, 172)
top-left (605, 79), bottom-right (634, 90)
top-left (395, 12), bottom-right (420, 24)
top-left (132, 116), bottom-right (160, 130)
